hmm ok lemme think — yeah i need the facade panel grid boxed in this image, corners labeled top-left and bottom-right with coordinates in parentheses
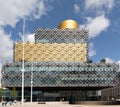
top-left (2, 62), bottom-right (119, 88)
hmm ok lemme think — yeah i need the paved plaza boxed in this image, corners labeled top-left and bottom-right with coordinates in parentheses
top-left (1, 101), bottom-right (120, 107)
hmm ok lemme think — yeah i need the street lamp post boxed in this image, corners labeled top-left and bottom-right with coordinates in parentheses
top-left (31, 46), bottom-right (33, 102)
top-left (21, 68), bottom-right (25, 104)
top-left (21, 19), bottom-right (25, 105)
top-left (0, 60), bottom-right (3, 88)
top-left (30, 62), bottom-right (33, 102)
top-left (30, 43), bottom-right (34, 102)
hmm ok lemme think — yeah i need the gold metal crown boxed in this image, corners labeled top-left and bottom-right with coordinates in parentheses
top-left (58, 20), bottom-right (78, 29)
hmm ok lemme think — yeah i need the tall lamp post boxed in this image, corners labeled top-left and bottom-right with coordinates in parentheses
top-left (30, 68), bottom-right (33, 102)
top-left (0, 59), bottom-right (3, 88)
top-left (31, 43), bottom-right (33, 102)
top-left (21, 19), bottom-right (25, 105)
top-left (21, 67), bottom-right (25, 104)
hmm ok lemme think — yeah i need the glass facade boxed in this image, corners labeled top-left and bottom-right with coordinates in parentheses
top-left (1, 27), bottom-right (119, 101)
top-left (2, 62), bottom-right (118, 87)
top-left (35, 28), bottom-right (88, 43)
top-left (1, 62), bottom-right (119, 101)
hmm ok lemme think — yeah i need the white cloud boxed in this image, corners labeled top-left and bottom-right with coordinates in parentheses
top-left (85, 0), bottom-right (114, 12)
top-left (105, 57), bottom-right (114, 63)
top-left (0, 27), bottom-right (13, 75)
top-left (89, 42), bottom-right (96, 57)
top-left (25, 34), bottom-right (35, 42)
top-left (117, 60), bottom-right (120, 71)
top-left (80, 15), bottom-right (110, 38)
top-left (19, 32), bottom-right (35, 42)
top-left (0, 27), bottom-right (13, 61)
top-left (105, 58), bottom-right (120, 71)
top-left (117, 60), bottom-right (120, 65)
top-left (74, 4), bottom-right (80, 14)
top-left (0, 0), bottom-right (51, 72)
top-left (0, 0), bottom-right (51, 27)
